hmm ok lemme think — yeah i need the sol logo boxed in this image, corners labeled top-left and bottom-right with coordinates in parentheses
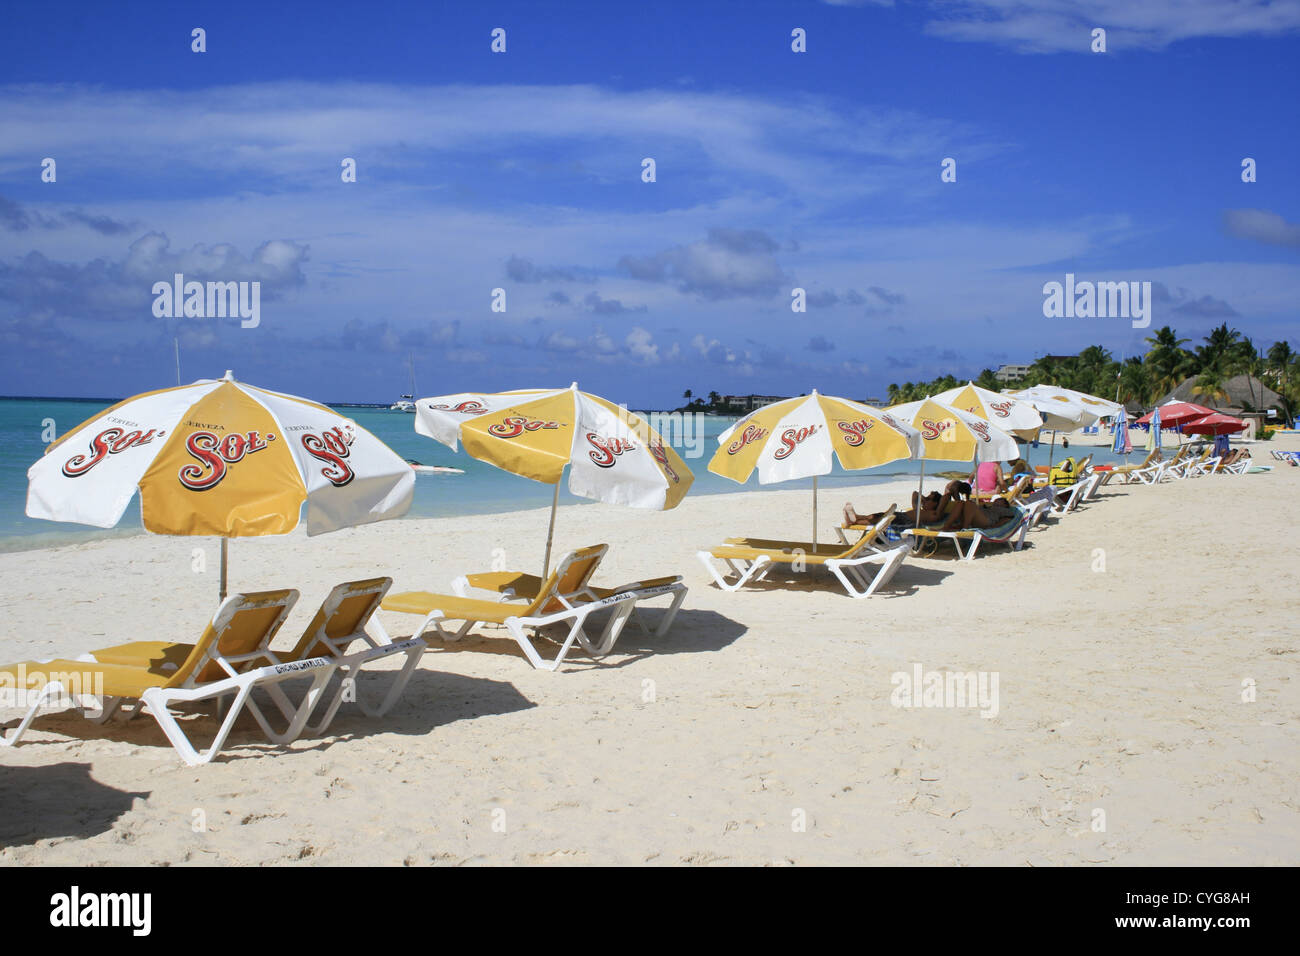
top-left (726, 424), bottom-right (769, 455)
top-left (774, 424), bottom-right (818, 460)
top-left (649, 439), bottom-right (679, 482)
top-left (587, 432), bottom-right (638, 468)
top-left (987, 400), bottom-right (1014, 418)
top-left (178, 430), bottom-right (274, 491)
top-left (489, 416), bottom-right (562, 439)
top-left (301, 425), bottom-right (356, 487)
top-left (428, 400), bottom-right (488, 415)
top-left (920, 418), bottom-right (953, 442)
top-left (969, 421), bottom-right (992, 442)
top-left (837, 419), bottom-right (875, 447)
top-left (62, 427), bottom-right (163, 477)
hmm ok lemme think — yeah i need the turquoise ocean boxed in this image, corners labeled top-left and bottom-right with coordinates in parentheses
top-left (0, 396), bottom-right (1147, 552)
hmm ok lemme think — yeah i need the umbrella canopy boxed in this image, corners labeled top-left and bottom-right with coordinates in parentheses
top-left (1145, 406), bottom-right (1163, 453)
top-left (27, 371), bottom-right (415, 597)
top-left (929, 382), bottom-right (1044, 440)
top-left (1111, 407), bottom-right (1133, 455)
top-left (1136, 401), bottom-right (1215, 429)
top-left (1005, 385), bottom-right (1097, 430)
top-left (414, 383), bottom-right (692, 573)
top-left (1044, 386), bottom-right (1122, 417)
top-left (710, 391), bottom-right (923, 484)
top-left (885, 399), bottom-right (1019, 463)
top-left (709, 392), bottom-right (923, 551)
top-left (1182, 412), bottom-right (1247, 436)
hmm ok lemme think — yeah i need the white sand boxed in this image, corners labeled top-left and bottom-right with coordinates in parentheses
top-left (1, 466), bottom-right (1297, 865)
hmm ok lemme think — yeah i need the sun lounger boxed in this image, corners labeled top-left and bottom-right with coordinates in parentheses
top-left (449, 555), bottom-right (687, 639)
top-left (698, 507), bottom-right (910, 599)
top-left (91, 578), bottom-right (424, 736)
top-left (0, 590), bottom-right (336, 765)
top-left (1168, 447), bottom-right (1213, 479)
top-left (380, 545), bottom-right (640, 671)
top-left (1112, 450), bottom-right (1159, 483)
top-left (901, 505), bottom-right (1031, 561)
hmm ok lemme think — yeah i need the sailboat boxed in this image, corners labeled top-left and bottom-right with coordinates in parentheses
top-left (390, 354), bottom-right (417, 412)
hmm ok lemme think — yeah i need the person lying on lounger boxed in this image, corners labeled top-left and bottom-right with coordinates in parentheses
top-left (938, 497), bottom-right (1019, 532)
top-left (845, 481), bottom-right (970, 528)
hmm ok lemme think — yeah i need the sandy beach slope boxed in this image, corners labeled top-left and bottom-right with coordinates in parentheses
top-left (1, 465), bottom-right (1297, 865)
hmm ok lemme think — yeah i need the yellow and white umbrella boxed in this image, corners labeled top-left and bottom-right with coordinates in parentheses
top-left (885, 399), bottom-right (1020, 526)
top-left (929, 382), bottom-right (1044, 441)
top-left (708, 391), bottom-right (923, 551)
top-left (414, 383), bottom-right (693, 574)
top-left (27, 371), bottom-right (415, 598)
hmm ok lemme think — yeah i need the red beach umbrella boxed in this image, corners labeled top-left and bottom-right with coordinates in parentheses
top-left (1136, 402), bottom-right (1216, 429)
top-left (1181, 412), bottom-right (1247, 436)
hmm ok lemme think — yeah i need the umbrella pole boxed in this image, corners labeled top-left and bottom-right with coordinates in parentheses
top-left (1047, 432), bottom-right (1056, 472)
top-left (812, 476), bottom-right (818, 555)
top-left (915, 460), bottom-right (926, 530)
top-left (219, 538), bottom-right (228, 602)
top-left (542, 482), bottom-right (559, 578)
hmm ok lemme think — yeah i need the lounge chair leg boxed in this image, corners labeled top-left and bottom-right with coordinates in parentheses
top-left (0, 681), bottom-right (71, 748)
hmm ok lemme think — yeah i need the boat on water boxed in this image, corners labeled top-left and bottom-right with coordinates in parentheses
top-left (390, 354), bottom-right (418, 412)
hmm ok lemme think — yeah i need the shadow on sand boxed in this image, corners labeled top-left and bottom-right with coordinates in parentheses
top-left (0, 671), bottom-right (533, 765)
top-left (0, 762), bottom-right (148, 847)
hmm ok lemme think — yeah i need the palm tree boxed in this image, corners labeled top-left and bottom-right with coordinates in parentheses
top-left (975, 369), bottom-right (1002, 391)
top-left (1191, 367), bottom-right (1228, 407)
top-left (682, 389), bottom-right (693, 401)
top-left (1143, 326), bottom-right (1194, 397)
top-left (708, 390), bottom-right (722, 408)
top-left (1117, 357), bottom-right (1150, 406)
top-left (1267, 340), bottom-right (1296, 424)
top-left (886, 383), bottom-right (902, 405)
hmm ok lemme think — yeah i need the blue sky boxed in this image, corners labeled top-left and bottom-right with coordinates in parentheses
top-left (1, 0), bottom-right (1297, 406)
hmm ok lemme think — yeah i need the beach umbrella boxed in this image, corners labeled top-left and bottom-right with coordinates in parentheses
top-left (1005, 385), bottom-right (1097, 470)
top-left (1144, 406), bottom-right (1163, 454)
top-left (1111, 407), bottom-right (1132, 456)
top-left (928, 382), bottom-right (1044, 440)
top-left (708, 391), bottom-right (923, 553)
top-left (1136, 401), bottom-right (1215, 430)
top-left (886, 399), bottom-right (1019, 527)
top-left (413, 383), bottom-right (692, 575)
top-left (1181, 412), bottom-right (1247, 436)
top-left (27, 371), bottom-right (415, 599)
top-left (1045, 386), bottom-right (1122, 417)
top-left (1111, 406), bottom-right (1132, 472)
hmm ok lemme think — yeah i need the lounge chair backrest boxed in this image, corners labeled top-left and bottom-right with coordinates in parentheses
top-left (1074, 454), bottom-right (1093, 473)
top-left (289, 577), bottom-right (393, 661)
top-left (1003, 475), bottom-right (1030, 502)
top-left (528, 544), bottom-right (609, 614)
top-left (171, 589), bottom-right (299, 687)
top-left (842, 505), bottom-right (896, 558)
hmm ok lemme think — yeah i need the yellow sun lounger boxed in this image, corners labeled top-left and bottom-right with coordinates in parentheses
top-left (449, 554), bottom-right (686, 640)
top-left (381, 545), bottom-right (641, 672)
top-left (697, 506), bottom-right (910, 599)
top-left (1112, 449), bottom-right (1159, 482)
top-left (90, 578), bottom-right (424, 736)
top-left (0, 590), bottom-right (335, 765)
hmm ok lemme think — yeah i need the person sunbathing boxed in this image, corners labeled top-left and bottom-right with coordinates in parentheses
top-left (939, 497), bottom-right (1019, 532)
top-left (845, 482), bottom-right (970, 529)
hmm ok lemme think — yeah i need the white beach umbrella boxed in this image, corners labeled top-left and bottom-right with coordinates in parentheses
top-left (27, 371), bottom-right (415, 598)
top-left (1005, 384), bottom-right (1100, 470)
